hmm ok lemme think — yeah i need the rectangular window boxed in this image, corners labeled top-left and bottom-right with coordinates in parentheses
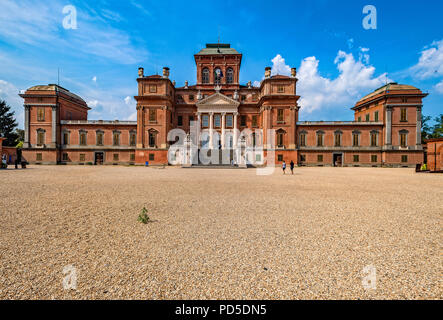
top-left (317, 134), bottom-right (323, 147)
top-left (149, 85), bottom-right (157, 93)
top-left (113, 133), bottom-right (120, 146)
top-left (96, 133), bottom-right (103, 146)
top-left (365, 114), bottom-right (370, 122)
top-left (130, 154), bottom-right (135, 161)
top-left (277, 154), bottom-right (283, 162)
top-left (353, 155), bottom-right (360, 162)
top-left (80, 133), bottom-right (87, 146)
top-left (241, 95), bottom-right (246, 101)
top-left (353, 134), bottom-right (359, 147)
top-left (149, 153), bottom-right (154, 161)
top-left (240, 115), bottom-right (247, 126)
top-left (202, 115), bottom-right (209, 128)
top-left (36, 153), bottom-right (42, 161)
top-left (277, 86), bottom-right (284, 93)
top-left (226, 115), bottom-right (233, 127)
top-left (113, 153), bottom-right (119, 161)
top-left (300, 133), bottom-right (306, 147)
top-left (252, 115), bottom-right (258, 127)
top-left (62, 153), bottom-right (68, 161)
top-left (37, 108), bottom-right (45, 121)
top-left (214, 114), bottom-right (221, 128)
top-left (277, 132), bottom-right (284, 146)
top-left (189, 95), bottom-right (194, 101)
top-left (334, 134), bottom-right (341, 147)
top-left (37, 132), bottom-right (45, 145)
top-left (189, 115), bottom-right (194, 125)
top-left (358, 116), bottom-right (361, 122)
top-left (374, 111), bottom-right (379, 122)
top-left (63, 132), bottom-right (69, 145)
top-left (317, 155), bottom-right (323, 162)
top-left (400, 108), bottom-right (407, 122)
top-left (371, 155), bottom-right (378, 163)
top-left (130, 133), bottom-right (136, 146)
top-left (401, 155), bottom-right (408, 163)
top-left (255, 154), bottom-right (261, 162)
top-left (80, 154), bottom-right (85, 162)
top-left (371, 133), bottom-right (378, 147)
top-left (149, 109), bottom-right (156, 122)
top-left (400, 133), bottom-right (407, 147)
top-left (177, 115), bottom-right (183, 126)
top-left (300, 154), bottom-right (306, 162)
top-left (277, 109), bottom-right (284, 122)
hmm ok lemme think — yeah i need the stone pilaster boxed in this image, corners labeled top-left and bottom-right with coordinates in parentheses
top-left (416, 106), bottom-right (422, 145)
top-left (24, 105), bottom-right (30, 148)
top-left (51, 106), bottom-right (57, 148)
top-left (385, 106), bottom-right (392, 146)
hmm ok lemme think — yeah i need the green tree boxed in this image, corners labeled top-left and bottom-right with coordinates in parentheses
top-left (431, 114), bottom-right (443, 138)
top-left (421, 114), bottom-right (433, 143)
top-left (0, 99), bottom-right (19, 146)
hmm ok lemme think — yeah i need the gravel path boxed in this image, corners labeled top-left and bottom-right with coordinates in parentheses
top-left (0, 165), bottom-right (441, 299)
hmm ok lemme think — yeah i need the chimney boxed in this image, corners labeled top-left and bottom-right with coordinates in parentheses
top-left (265, 67), bottom-right (271, 78)
top-left (172, 80), bottom-right (176, 87)
top-left (247, 81), bottom-right (252, 89)
top-left (184, 80), bottom-right (188, 88)
top-left (291, 68), bottom-right (297, 78)
top-left (162, 67), bottom-right (170, 79)
top-left (138, 67), bottom-right (144, 78)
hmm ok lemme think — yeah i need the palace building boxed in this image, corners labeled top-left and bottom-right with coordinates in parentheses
top-left (19, 43), bottom-right (428, 167)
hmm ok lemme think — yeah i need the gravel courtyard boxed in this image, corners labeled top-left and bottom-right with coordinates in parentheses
top-left (0, 165), bottom-right (441, 300)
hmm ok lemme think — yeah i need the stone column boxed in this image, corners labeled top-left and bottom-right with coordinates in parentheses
top-left (197, 112), bottom-right (201, 149)
top-left (385, 106), bottom-right (392, 146)
top-left (209, 112), bottom-right (214, 149)
top-left (233, 112), bottom-right (238, 149)
top-left (51, 106), bottom-right (57, 147)
top-left (24, 105), bottom-right (30, 148)
top-left (416, 106), bottom-right (422, 146)
top-left (221, 112), bottom-right (226, 149)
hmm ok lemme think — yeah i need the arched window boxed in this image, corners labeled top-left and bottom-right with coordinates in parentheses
top-left (202, 68), bottom-right (210, 84)
top-left (214, 67), bottom-right (222, 84)
top-left (226, 68), bottom-right (234, 84)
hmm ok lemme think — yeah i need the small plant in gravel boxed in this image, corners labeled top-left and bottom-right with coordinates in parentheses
top-left (138, 207), bottom-right (150, 224)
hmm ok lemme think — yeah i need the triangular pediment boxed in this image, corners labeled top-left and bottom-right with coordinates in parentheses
top-left (196, 92), bottom-right (240, 107)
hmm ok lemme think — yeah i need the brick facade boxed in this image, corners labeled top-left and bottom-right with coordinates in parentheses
top-left (425, 138), bottom-right (443, 172)
top-left (19, 43), bottom-right (428, 167)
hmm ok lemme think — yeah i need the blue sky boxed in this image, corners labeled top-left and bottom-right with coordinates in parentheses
top-left (0, 0), bottom-right (442, 128)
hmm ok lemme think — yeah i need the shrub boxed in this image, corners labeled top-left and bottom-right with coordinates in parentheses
top-left (138, 207), bottom-right (150, 224)
top-left (420, 163), bottom-right (428, 171)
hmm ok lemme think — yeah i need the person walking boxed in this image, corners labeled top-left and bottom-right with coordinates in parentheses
top-left (290, 160), bottom-right (295, 174)
top-left (282, 160), bottom-right (286, 174)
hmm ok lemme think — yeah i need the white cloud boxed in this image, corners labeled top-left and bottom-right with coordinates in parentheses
top-left (410, 40), bottom-right (443, 80)
top-left (359, 47), bottom-right (370, 64)
top-left (0, 80), bottom-right (24, 128)
top-left (271, 54), bottom-right (291, 76)
top-left (435, 80), bottom-right (443, 94)
top-left (92, 76), bottom-right (97, 83)
top-left (347, 38), bottom-right (354, 50)
top-left (87, 100), bottom-right (99, 108)
top-left (297, 50), bottom-right (388, 113)
top-left (124, 96), bottom-right (132, 105)
top-left (0, 0), bottom-right (147, 64)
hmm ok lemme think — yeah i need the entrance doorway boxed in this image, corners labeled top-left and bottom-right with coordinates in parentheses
top-left (333, 153), bottom-right (343, 167)
top-left (95, 152), bottom-right (104, 165)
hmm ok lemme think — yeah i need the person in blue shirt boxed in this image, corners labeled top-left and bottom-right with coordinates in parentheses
top-left (282, 160), bottom-right (286, 174)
